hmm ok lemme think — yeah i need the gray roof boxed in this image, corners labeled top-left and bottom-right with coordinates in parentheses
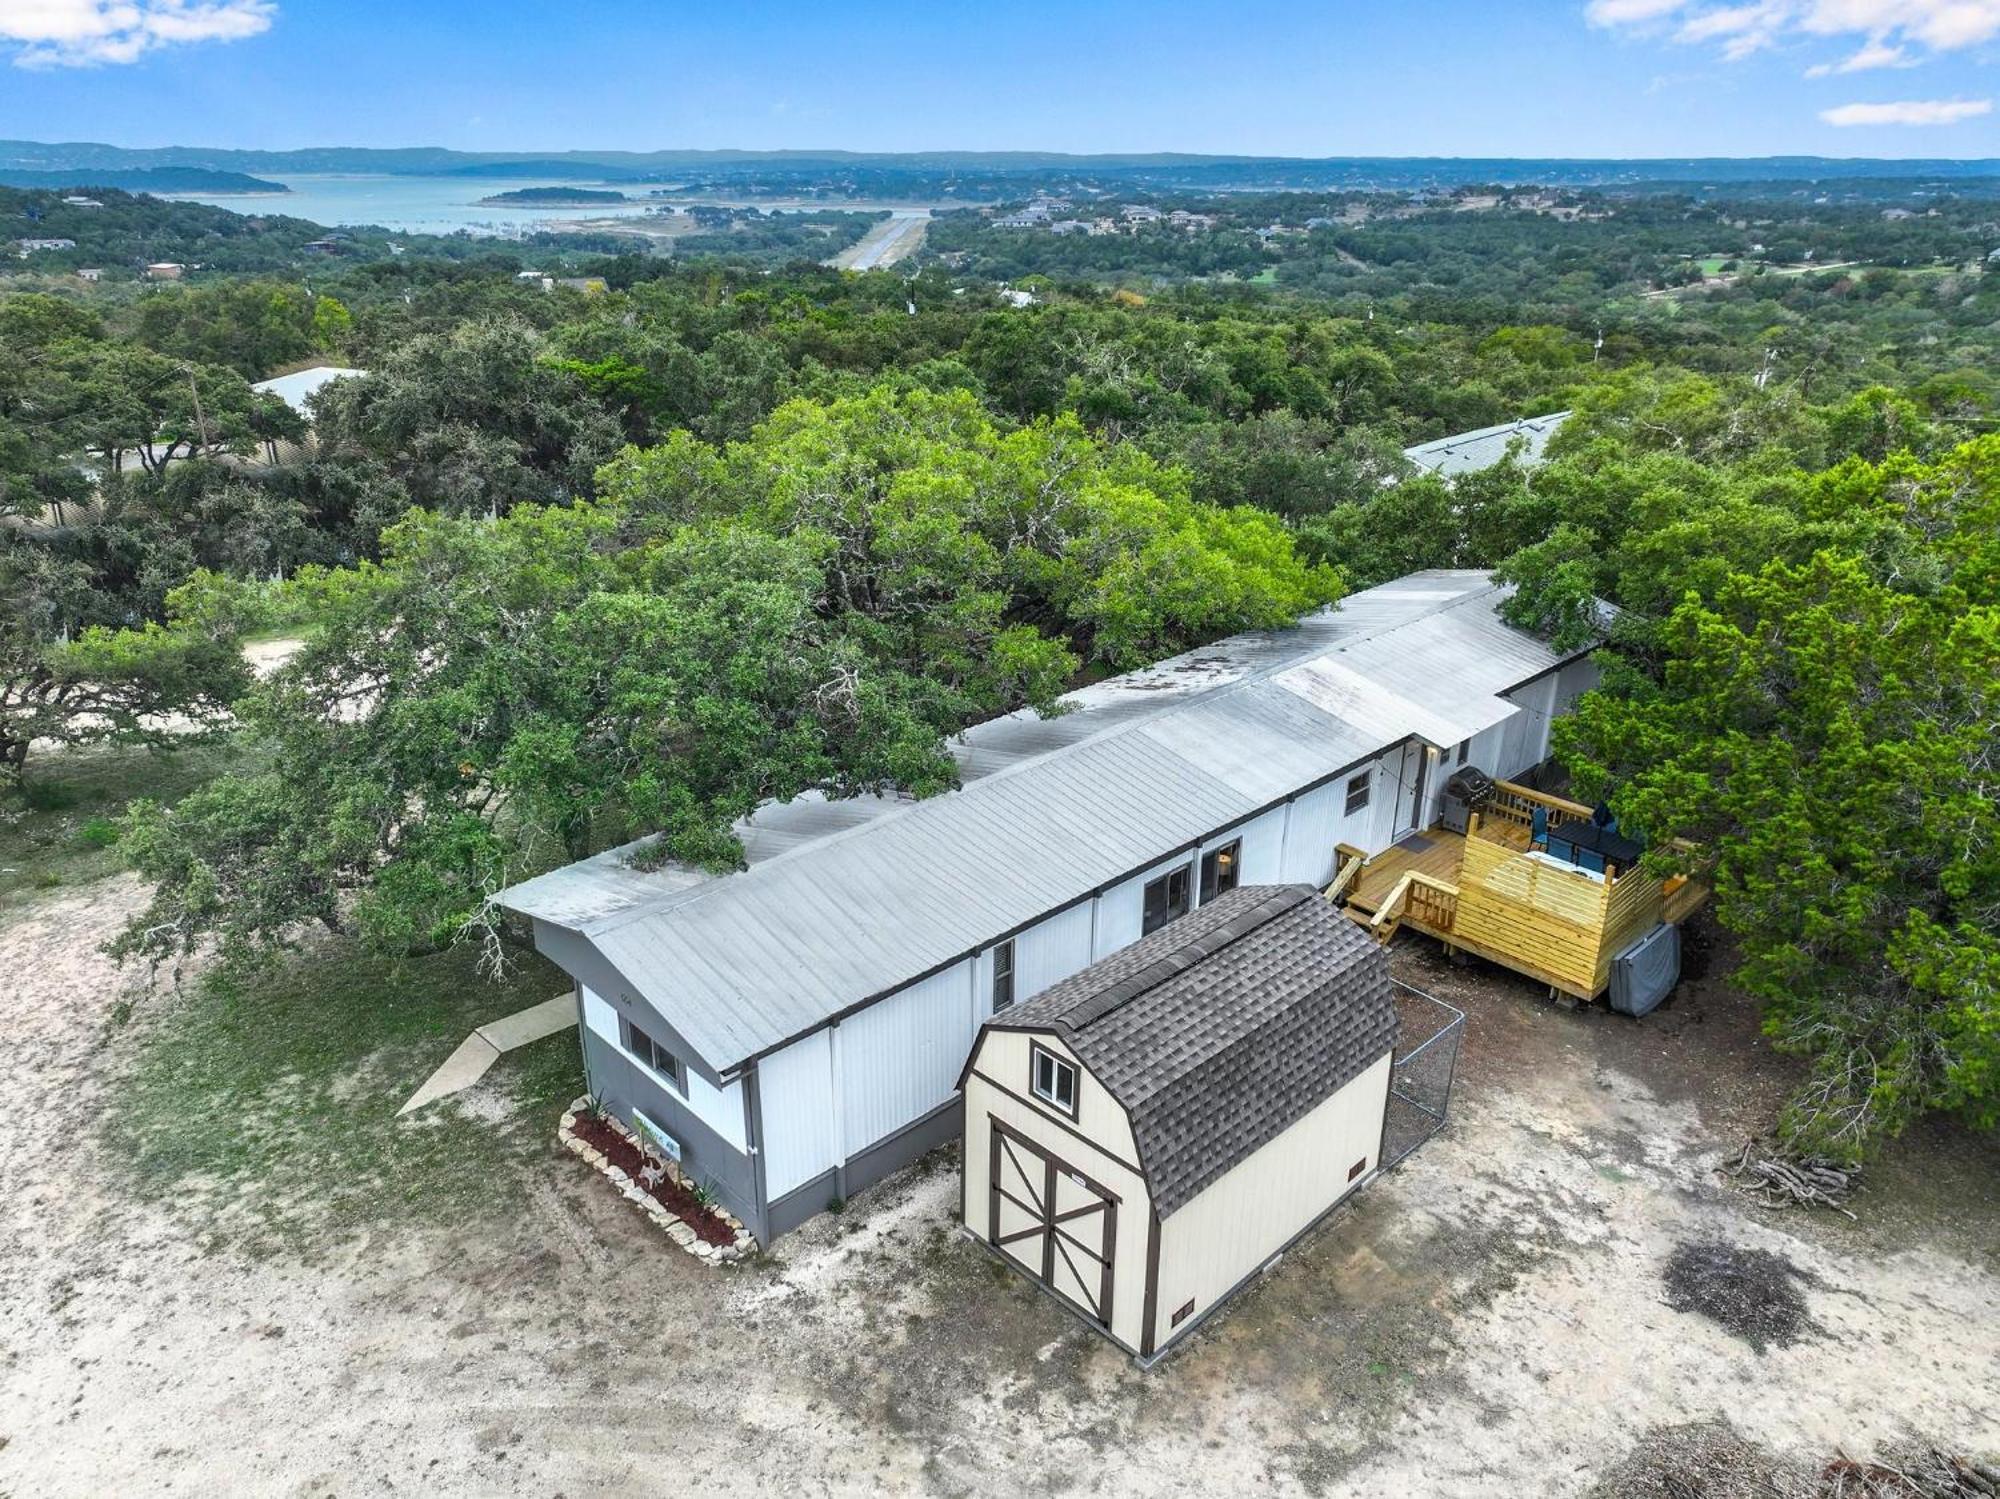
top-left (985, 885), bottom-right (1396, 1217)
top-left (1402, 412), bottom-right (1568, 478)
top-left (494, 570), bottom-right (1583, 1076)
top-left (250, 365), bottom-right (367, 416)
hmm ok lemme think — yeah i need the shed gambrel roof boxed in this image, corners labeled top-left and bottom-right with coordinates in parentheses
top-left (495, 569), bottom-right (1584, 1077)
top-left (981, 885), bottom-right (1397, 1218)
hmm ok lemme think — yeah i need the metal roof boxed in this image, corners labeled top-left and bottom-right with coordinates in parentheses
top-left (1402, 412), bottom-right (1569, 478)
top-left (983, 884), bottom-right (1398, 1218)
top-left (494, 569), bottom-right (1583, 1076)
top-left (250, 366), bottom-right (367, 416)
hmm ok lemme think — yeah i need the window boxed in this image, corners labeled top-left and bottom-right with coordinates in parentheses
top-left (1199, 839), bottom-right (1241, 903)
top-left (1030, 1044), bottom-right (1078, 1117)
top-left (1348, 1157), bottom-right (1369, 1182)
top-left (1141, 864), bottom-right (1191, 935)
top-left (1344, 771), bottom-right (1372, 816)
top-left (991, 939), bottom-right (1016, 1013)
top-left (1456, 739), bottom-right (1470, 766)
top-left (622, 1018), bottom-right (685, 1094)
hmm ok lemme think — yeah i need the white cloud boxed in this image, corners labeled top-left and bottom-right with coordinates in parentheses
top-left (1804, 39), bottom-right (1913, 75)
top-left (1, 0), bottom-right (275, 68)
top-left (1819, 96), bottom-right (1994, 124)
top-left (1588, 0), bottom-right (2000, 74)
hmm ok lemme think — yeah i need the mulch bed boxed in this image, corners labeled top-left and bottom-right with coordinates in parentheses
top-left (1661, 1240), bottom-right (1815, 1352)
top-left (569, 1111), bottom-right (738, 1247)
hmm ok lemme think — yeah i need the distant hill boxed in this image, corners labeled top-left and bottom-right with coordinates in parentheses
top-left (478, 186), bottom-right (628, 205)
top-left (6, 140), bottom-right (2000, 192)
top-left (0, 166), bottom-right (285, 194)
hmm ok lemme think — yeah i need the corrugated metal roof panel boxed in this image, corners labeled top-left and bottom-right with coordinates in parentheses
top-left (1402, 412), bottom-right (1569, 478)
top-left (496, 568), bottom-right (1586, 1072)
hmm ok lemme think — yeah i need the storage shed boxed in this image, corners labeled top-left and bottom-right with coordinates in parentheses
top-left (958, 884), bottom-right (1398, 1361)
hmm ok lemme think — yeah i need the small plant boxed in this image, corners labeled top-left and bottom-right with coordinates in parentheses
top-left (20, 781), bottom-right (82, 813)
top-left (32, 870), bottom-right (62, 889)
top-left (77, 817), bottom-right (122, 849)
top-left (826, 1195), bottom-right (846, 1214)
top-left (689, 1177), bottom-right (718, 1210)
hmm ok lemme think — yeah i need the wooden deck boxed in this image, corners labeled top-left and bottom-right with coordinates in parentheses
top-left (1333, 780), bottom-right (1709, 1001)
top-left (1347, 824), bottom-right (1525, 917)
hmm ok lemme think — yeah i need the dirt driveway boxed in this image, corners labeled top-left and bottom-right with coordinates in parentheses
top-left (1, 880), bottom-right (1995, 1497)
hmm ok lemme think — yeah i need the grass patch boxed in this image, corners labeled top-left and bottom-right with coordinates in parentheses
top-left (105, 936), bottom-right (578, 1259)
top-left (0, 740), bottom-right (245, 914)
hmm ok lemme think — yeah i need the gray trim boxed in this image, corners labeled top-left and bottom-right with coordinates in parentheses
top-left (534, 920), bottom-right (730, 1089)
top-left (743, 1064), bottom-right (771, 1246)
top-left (578, 1024), bottom-right (759, 1235)
top-left (763, 1095), bottom-right (963, 1239)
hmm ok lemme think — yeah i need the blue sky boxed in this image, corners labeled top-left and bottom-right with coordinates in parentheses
top-left (2, 0), bottom-right (1998, 158)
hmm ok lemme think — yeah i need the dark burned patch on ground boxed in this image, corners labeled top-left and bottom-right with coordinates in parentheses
top-left (1662, 1240), bottom-right (1815, 1352)
top-left (1586, 1418), bottom-right (1785, 1499)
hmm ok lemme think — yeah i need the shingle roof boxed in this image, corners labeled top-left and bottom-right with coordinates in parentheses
top-left (496, 569), bottom-right (1581, 1076)
top-left (987, 885), bottom-right (1397, 1218)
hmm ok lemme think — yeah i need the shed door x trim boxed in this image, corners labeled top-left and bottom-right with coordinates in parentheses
top-left (988, 1118), bottom-right (1117, 1326)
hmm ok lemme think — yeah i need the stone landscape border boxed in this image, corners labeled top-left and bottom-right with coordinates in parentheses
top-left (559, 1096), bottom-right (758, 1264)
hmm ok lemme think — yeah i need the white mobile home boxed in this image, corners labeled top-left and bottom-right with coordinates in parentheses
top-left (960, 884), bottom-right (1398, 1359)
top-left (494, 569), bottom-right (1598, 1245)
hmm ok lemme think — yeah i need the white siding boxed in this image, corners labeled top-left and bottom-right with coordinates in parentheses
top-left (837, 959), bottom-right (975, 1158)
top-left (1150, 1050), bottom-right (1393, 1354)
top-left (757, 1029), bottom-right (836, 1198)
top-left (1556, 655), bottom-right (1598, 713)
top-left (1499, 670), bottom-right (1560, 777)
top-left (1093, 851), bottom-right (1195, 959)
top-left (1010, 902), bottom-right (1095, 1005)
top-left (582, 986), bottom-right (747, 1151)
top-left (1199, 805), bottom-right (1285, 897)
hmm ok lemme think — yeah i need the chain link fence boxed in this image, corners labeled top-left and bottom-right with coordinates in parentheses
top-left (1381, 981), bottom-right (1466, 1170)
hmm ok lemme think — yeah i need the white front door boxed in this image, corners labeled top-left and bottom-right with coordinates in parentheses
top-left (1392, 740), bottom-right (1429, 840)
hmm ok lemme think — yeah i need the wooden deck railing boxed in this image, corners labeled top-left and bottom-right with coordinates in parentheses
top-left (1368, 869), bottom-right (1460, 945)
top-left (1473, 779), bottom-right (1595, 843)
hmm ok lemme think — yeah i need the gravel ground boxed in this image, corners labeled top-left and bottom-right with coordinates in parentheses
top-left (1, 879), bottom-right (1996, 1498)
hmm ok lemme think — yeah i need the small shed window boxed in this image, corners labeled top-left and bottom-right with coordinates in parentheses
top-left (1456, 739), bottom-right (1470, 765)
top-left (622, 1017), bottom-right (686, 1094)
top-left (1199, 839), bottom-right (1241, 903)
top-left (992, 939), bottom-right (1016, 1013)
top-left (1030, 1044), bottom-right (1078, 1117)
top-left (1344, 771), bottom-right (1371, 816)
top-left (1142, 865), bottom-right (1191, 935)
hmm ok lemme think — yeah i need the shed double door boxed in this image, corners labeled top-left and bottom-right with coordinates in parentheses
top-left (988, 1119), bottom-right (1117, 1326)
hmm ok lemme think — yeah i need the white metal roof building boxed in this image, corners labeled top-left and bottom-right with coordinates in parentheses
top-left (250, 365), bottom-right (367, 417)
top-left (1402, 412), bottom-right (1568, 478)
top-left (498, 569), bottom-right (1601, 1243)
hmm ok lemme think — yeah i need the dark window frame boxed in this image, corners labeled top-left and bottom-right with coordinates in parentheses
top-left (1029, 1042), bottom-right (1079, 1119)
top-left (621, 1016), bottom-right (687, 1095)
top-left (1344, 770), bottom-right (1372, 816)
top-left (991, 938), bottom-right (1016, 1013)
top-left (1141, 863), bottom-right (1192, 935)
top-left (1456, 739), bottom-right (1470, 766)
top-left (1199, 839), bottom-right (1241, 904)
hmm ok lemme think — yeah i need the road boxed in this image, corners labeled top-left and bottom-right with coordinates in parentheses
top-left (834, 209), bottom-right (929, 270)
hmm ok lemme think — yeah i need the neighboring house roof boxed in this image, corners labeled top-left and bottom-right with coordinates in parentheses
top-left (982, 884), bottom-right (1397, 1217)
top-left (495, 570), bottom-right (1585, 1078)
top-left (250, 365), bottom-right (367, 416)
top-left (1402, 412), bottom-right (1569, 478)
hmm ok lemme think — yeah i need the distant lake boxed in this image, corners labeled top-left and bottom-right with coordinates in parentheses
top-left (168, 173), bottom-right (950, 236)
top-left (168, 173), bottom-right (675, 235)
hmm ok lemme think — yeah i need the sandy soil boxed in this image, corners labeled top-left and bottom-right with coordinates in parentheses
top-left (1, 881), bottom-right (1995, 1497)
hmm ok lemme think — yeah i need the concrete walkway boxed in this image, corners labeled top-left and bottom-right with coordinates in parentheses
top-left (397, 993), bottom-right (576, 1116)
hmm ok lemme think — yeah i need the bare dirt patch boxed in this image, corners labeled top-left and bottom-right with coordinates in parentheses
top-left (1, 880), bottom-right (1995, 1497)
